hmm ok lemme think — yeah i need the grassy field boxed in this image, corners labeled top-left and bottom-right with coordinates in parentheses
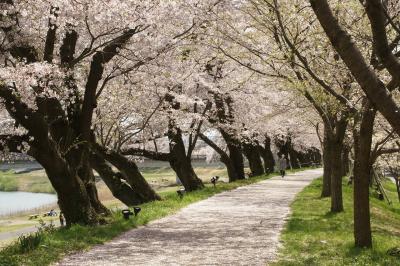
top-left (0, 165), bottom-right (228, 195)
top-left (0, 173), bottom-right (18, 192)
top-left (0, 168), bottom-right (296, 266)
top-left (0, 171), bottom-right (54, 194)
top-left (274, 178), bottom-right (400, 265)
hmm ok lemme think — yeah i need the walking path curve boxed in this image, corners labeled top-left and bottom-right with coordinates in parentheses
top-left (57, 168), bottom-right (323, 266)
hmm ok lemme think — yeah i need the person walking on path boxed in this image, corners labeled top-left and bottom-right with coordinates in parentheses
top-left (278, 155), bottom-right (287, 178)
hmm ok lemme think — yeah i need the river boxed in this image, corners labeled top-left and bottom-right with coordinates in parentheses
top-left (0, 191), bottom-right (57, 216)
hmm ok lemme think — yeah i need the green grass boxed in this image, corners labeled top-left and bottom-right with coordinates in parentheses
top-left (0, 166), bottom-right (228, 194)
top-left (273, 177), bottom-right (400, 266)
top-left (0, 171), bottom-right (55, 194)
top-left (0, 173), bottom-right (18, 192)
top-left (0, 168), bottom-right (305, 266)
top-left (0, 224), bottom-right (33, 233)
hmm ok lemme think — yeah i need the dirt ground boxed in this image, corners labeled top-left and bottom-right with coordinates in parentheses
top-left (56, 169), bottom-right (322, 266)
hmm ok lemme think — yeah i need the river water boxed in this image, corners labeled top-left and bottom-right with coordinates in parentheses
top-left (0, 191), bottom-right (57, 216)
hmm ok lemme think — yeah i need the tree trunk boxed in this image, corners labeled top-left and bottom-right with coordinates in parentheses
top-left (169, 157), bottom-right (204, 191)
top-left (259, 136), bottom-right (275, 173)
top-left (341, 146), bottom-right (351, 177)
top-left (28, 141), bottom-right (99, 226)
top-left (40, 159), bottom-right (98, 226)
top-left (330, 143), bottom-right (344, 212)
top-left (94, 145), bottom-right (161, 202)
top-left (168, 127), bottom-right (204, 191)
top-left (353, 101), bottom-right (375, 248)
top-left (288, 147), bottom-right (301, 169)
top-left (90, 153), bottom-right (146, 206)
top-left (321, 130), bottom-right (332, 197)
top-left (78, 162), bottom-right (109, 215)
top-left (243, 142), bottom-right (264, 176)
top-left (199, 133), bottom-right (240, 183)
top-left (220, 155), bottom-right (240, 182)
top-left (221, 131), bottom-right (245, 180)
top-left (228, 142), bottom-right (245, 179)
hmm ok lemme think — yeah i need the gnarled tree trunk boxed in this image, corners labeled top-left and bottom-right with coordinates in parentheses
top-left (94, 144), bottom-right (160, 202)
top-left (32, 147), bottom-right (99, 226)
top-left (78, 162), bottom-right (109, 215)
top-left (90, 153), bottom-right (145, 206)
top-left (243, 141), bottom-right (264, 176)
top-left (221, 131), bottom-right (245, 180)
top-left (168, 126), bottom-right (204, 191)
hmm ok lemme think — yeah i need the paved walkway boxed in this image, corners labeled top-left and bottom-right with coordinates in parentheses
top-left (57, 169), bottom-right (322, 266)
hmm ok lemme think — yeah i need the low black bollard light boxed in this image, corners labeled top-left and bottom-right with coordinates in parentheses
top-left (122, 209), bottom-right (134, 220)
top-left (177, 188), bottom-right (186, 199)
top-left (133, 207), bottom-right (141, 216)
top-left (211, 176), bottom-right (220, 187)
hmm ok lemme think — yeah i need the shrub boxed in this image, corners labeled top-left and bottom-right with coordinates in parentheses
top-left (17, 232), bottom-right (43, 253)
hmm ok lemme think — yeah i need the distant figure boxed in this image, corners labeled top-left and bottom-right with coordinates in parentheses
top-left (59, 212), bottom-right (65, 227)
top-left (278, 155), bottom-right (287, 178)
top-left (211, 176), bottom-right (220, 187)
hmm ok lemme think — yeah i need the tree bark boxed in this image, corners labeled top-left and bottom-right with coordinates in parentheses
top-left (34, 150), bottom-right (98, 226)
top-left (168, 126), bottom-right (204, 191)
top-left (221, 131), bottom-right (245, 180)
top-left (330, 143), bottom-right (344, 212)
top-left (78, 163), bottom-right (110, 215)
top-left (288, 147), bottom-right (301, 169)
top-left (341, 146), bottom-right (351, 177)
top-left (353, 100), bottom-right (375, 248)
top-left (258, 135), bottom-right (275, 173)
top-left (321, 134), bottom-right (332, 197)
top-left (90, 153), bottom-right (145, 206)
top-left (199, 133), bottom-right (240, 182)
top-left (94, 144), bottom-right (161, 202)
top-left (330, 117), bottom-right (348, 212)
top-left (243, 141), bottom-right (264, 176)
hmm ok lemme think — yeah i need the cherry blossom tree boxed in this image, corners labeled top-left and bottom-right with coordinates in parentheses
top-left (0, 0), bottom-right (223, 225)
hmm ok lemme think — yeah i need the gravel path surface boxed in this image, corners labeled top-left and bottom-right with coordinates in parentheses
top-left (56, 168), bottom-right (322, 266)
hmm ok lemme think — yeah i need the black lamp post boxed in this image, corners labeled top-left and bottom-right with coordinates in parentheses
top-left (133, 207), bottom-right (141, 216)
top-left (121, 209), bottom-right (134, 220)
top-left (177, 188), bottom-right (186, 199)
top-left (122, 207), bottom-right (141, 220)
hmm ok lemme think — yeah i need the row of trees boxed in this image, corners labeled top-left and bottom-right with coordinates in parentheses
top-left (0, 0), bottom-right (398, 250)
top-left (213, 0), bottom-right (400, 248)
top-left (0, 0), bottom-right (320, 226)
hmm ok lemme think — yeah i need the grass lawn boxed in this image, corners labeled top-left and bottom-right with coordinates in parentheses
top-left (0, 171), bottom-right (54, 194)
top-left (0, 168), bottom-right (311, 266)
top-left (0, 166), bottom-right (228, 195)
top-left (273, 177), bottom-right (400, 265)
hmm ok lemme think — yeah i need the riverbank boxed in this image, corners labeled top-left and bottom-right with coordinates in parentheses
top-left (0, 171), bottom-right (55, 194)
top-left (0, 166), bottom-right (228, 246)
top-left (0, 164), bottom-right (228, 195)
top-left (273, 177), bottom-right (400, 265)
